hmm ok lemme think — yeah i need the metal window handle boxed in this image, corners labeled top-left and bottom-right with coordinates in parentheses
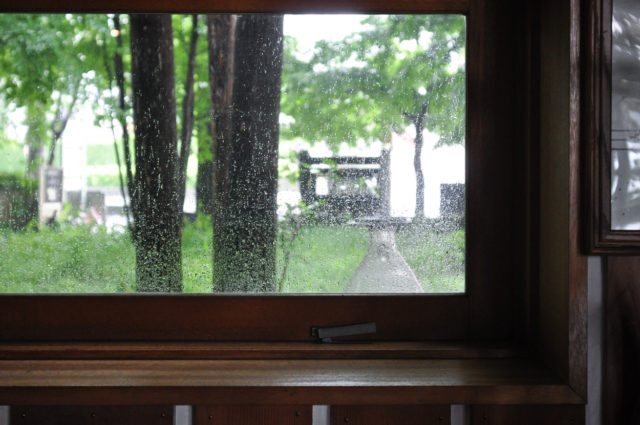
top-left (311, 322), bottom-right (377, 343)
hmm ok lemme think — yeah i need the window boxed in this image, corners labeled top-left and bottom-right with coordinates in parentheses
top-left (0, 13), bottom-right (466, 295)
top-left (0, 0), bottom-right (531, 343)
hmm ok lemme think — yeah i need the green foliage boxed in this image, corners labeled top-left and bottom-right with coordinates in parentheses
top-left (0, 14), bottom-right (114, 172)
top-left (0, 139), bottom-right (26, 174)
top-left (278, 148), bottom-right (302, 184)
top-left (0, 14), bottom-right (110, 108)
top-left (277, 201), bottom-right (322, 291)
top-left (281, 15), bottom-right (466, 149)
top-left (0, 172), bottom-right (35, 191)
top-left (87, 174), bottom-right (121, 187)
top-left (0, 172), bottom-right (37, 231)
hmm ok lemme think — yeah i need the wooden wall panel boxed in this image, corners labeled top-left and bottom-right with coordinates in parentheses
top-left (605, 257), bottom-right (640, 425)
top-left (194, 406), bottom-right (311, 425)
top-left (470, 405), bottom-right (584, 425)
top-left (10, 406), bottom-right (173, 425)
top-left (466, 0), bottom-right (526, 340)
top-left (537, 0), bottom-right (588, 399)
top-left (331, 406), bottom-right (450, 425)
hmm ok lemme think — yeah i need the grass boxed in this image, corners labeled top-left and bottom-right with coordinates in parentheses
top-left (0, 217), bottom-right (464, 294)
top-left (0, 225), bottom-right (135, 293)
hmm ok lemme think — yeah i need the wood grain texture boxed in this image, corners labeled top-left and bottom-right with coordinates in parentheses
top-left (0, 341), bottom-right (520, 360)
top-left (470, 405), bottom-right (584, 425)
top-left (568, 0), bottom-right (588, 400)
top-left (0, 359), bottom-right (583, 405)
top-left (605, 257), bottom-right (640, 424)
top-left (10, 406), bottom-right (173, 425)
top-left (0, 295), bottom-right (469, 341)
top-left (331, 405), bottom-right (450, 425)
top-left (0, 0), bottom-right (468, 13)
top-left (194, 406), bottom-right (311, 425)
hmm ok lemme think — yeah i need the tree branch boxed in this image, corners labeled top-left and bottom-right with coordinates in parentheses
top-left (102, 29), bottom-right (131, 229)
top-left (112, 14), bottom-right (136, 234)
top-left (47, 77), bottom-right (81, 166)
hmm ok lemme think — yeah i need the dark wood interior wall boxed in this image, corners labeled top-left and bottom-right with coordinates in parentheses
top-left (194, 406), bottom-right (312, 425)
top-left (466, 0), bottom-right (528, 340)
top-left (537, 0), bottom-right (588, 398)
top-left (517, 0), bottom-right (541, 351)
top-left (605, 257), bottom-right (640, 425)
top-left (469, 405), bottom-right (584, 425)
top-left (331, 406), bottom-right (450, 425)
top-left (10, 406), bottom-right (173, 425)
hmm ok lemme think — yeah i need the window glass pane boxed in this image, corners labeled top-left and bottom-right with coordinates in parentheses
top-left (0, 13), bottom-right (465, 293)
top-left (612, 0), bottom-right (640, 229)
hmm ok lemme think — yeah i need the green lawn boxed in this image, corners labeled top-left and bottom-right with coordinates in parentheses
top-left (0, 217), bottom-right (464, 294)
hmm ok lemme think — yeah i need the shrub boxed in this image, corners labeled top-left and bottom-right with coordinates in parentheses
top-left (0, 173), bottom-right (38, 230)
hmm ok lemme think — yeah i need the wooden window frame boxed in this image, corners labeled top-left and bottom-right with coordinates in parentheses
top-left (0, 0), bottom-right (531, 346)
top-left (0, 0), bottom-right (591, 409)
top-left (582, 0), bottom-right (640, 254)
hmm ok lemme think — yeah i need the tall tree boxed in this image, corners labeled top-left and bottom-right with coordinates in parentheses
top-left (129, 14), bottom-right (182, 292)
top-left (195, 122), bottom-right (214, 214)
top-left (281, 15), bottom-right (465, 216)
top-left (206, 14), bottom-right (235, 285)
top-left (212, 14), bottom-right (284, 292)
top-left (200, 15), bottom-right (236, 217)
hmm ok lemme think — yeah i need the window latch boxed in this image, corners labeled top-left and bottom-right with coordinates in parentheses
top-left (311, 322), bottom-right (377, 343)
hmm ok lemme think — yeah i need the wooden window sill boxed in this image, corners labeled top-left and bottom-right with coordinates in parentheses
top-left (0, 358), bottom-right (583, 405)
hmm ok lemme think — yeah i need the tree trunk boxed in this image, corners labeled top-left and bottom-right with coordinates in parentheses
top-left (211, 14), bottom-right (283, 292)
top-left (47, 77), bottom-right (80, 166)
top-left (206, 14), bottom-right (234, 286)
top-left (195, 121), bottom-right (214, 215)
top-left (196, 160), bottom-right (214, 214)
top-left (25, 104), bottom-right (46, 180)
top-left (405, 103), bottom-right (428, 217)
top-left (414, 126), bottom-right (425, 217)
top-left (206, 14), bottom-right (235, 224)
top-left (129, 14), bottom-right (182, 292)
